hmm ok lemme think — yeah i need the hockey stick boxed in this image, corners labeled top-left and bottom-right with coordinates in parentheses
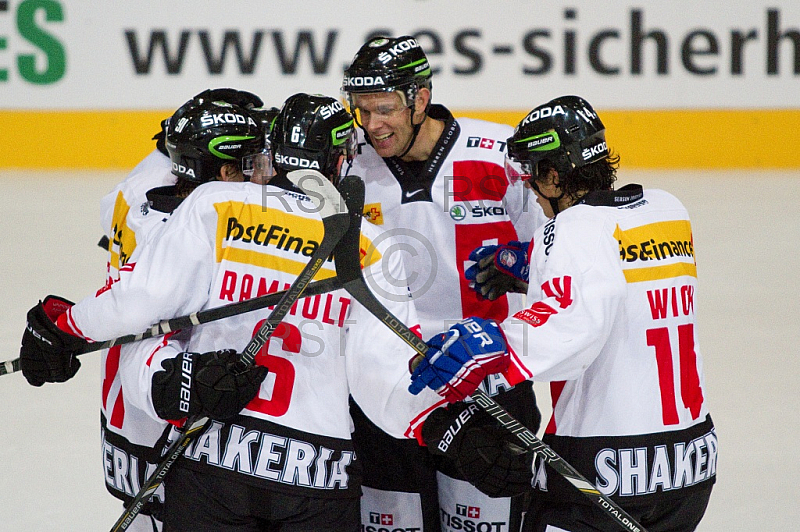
top-left (0, 275), bottom-right (342, 377)
top-left (332, 177), bottom-right (648, 532)
top-left (109, 171), bottom-right (353, 531)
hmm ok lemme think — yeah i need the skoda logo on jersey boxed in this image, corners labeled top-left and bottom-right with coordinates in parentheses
top-left (449, 205), bottom-right (467, 221)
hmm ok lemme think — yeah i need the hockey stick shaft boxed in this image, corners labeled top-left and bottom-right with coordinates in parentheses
top-left (332, 178), bottom-right (648, 532)
top-left (110, 171), bottom-right (353, 531)
top-left (0, 276), bottom-right (342, 377)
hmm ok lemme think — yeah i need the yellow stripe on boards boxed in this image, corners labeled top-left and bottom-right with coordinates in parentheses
top-left (1, 109), bottom-right (798, 169)
top-left (459, 109), bottom-right (800, 169)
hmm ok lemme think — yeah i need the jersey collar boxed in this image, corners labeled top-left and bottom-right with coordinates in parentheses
top-left (383, 104), bottom-right (460, 204)
top-left (579, 184), bottom-right (644, 207)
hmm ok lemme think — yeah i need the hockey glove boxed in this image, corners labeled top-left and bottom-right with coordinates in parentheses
top-left (151, 349), bottom-right (268, 421)
top-left (19, 295), bottom-right (86, 387)
top-left (422, 401), bottom-right (533, 498)
top-left (464, 241), bottom-right (530, 301)
top-left (409, 317), bottom-right (509, 403)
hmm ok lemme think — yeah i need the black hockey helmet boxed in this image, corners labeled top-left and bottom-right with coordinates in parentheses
top-left (270, 93), bottom-right (356, 183)
top-left (505, 95), bottom-right (608, 184)
top-left (191, 87), bottom-right (263, 109)
top-left (341, 36), bottom-right (432, 112)
top-left (251, 106), bottom-right (281, 133)
top-left (165, 99), bottom-right (266, 183)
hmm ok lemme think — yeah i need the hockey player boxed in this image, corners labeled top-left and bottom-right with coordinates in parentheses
top-left (19, 92), bottom-right (444, 531)
top-left (414, 96), bottom-right (716, 532)
top-left (340, 35), bottom-right (544, 532)
top-left (23, 89), bottom-right (268, 531)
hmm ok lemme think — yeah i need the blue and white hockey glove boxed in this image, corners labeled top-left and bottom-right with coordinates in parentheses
top-left (409, 317), bottom-right (509, 403)
top-left (464, 241), bottom-right (530, 301)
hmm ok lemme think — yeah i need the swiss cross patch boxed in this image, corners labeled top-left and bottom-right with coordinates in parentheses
top-left (380, 514), bottom-right (393, 525)
top-left (514, 301), bottom-right (557, 327)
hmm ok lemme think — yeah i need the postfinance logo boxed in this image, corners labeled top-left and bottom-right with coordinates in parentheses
top-left (214, 201), bottom-right (332, 278)
top-left (0, 0), bottom-right (66, 84)
top-left (615, 220), bottom-right (696, 283)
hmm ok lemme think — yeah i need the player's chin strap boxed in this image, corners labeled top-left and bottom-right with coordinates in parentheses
top-left (395, 109), bottom-right (427, 159)
top-left (528, 179), bottom-right (565, 216)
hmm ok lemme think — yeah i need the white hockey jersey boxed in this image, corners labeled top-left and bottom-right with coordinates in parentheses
top-left (502, 185), bottom-right (716, 502)
top-left (67, 179), bottom-right (444, 498)
top-left (348, 105), bottom-right (544, 529)
top-left (96, 149), bottom-right (176, 510)
top-left (350, 105), bottom-right (544, 391)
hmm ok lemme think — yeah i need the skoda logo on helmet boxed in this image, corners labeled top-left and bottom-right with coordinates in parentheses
top-left (343, 75), bottom-right (386, 88)
top-left (275, 153), bottom-right (320, 169)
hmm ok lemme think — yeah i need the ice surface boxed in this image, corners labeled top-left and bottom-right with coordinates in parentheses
top-left (0, 170), bottom-right (797, 531)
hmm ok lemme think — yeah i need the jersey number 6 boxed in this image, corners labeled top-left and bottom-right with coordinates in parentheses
top-left (245, 319), bottom-right (298, 417)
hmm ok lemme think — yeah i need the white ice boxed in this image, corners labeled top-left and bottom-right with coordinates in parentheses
top-left (0, 170), bottom-right (797, 531)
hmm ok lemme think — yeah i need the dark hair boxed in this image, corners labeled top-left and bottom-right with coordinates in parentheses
top-left (557, 151), bottom-right (620, 203)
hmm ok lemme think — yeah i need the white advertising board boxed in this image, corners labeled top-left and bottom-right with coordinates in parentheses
top-left (1, 0), bottom-right (798, 110)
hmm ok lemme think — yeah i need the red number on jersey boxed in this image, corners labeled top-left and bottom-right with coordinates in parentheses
top-left (646, 323), bottom-right (704, 425)
top-left (244, 320), bottom-right (298, 417)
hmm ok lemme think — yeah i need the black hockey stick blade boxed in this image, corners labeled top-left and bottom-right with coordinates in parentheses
top-left (0, 275), bottom-right (343, 377)
top-left (331, 178), bottom-right (648, 532)
top-left (110, 170), bottom-right (353, 531)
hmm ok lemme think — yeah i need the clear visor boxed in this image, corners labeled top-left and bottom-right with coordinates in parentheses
top-left (342, 90), bottom-right (407, 128)
top-left (242, 148), bottom-right (273, 184)
top-left (504, 153), bottom-right (534, 185)
top-left (343, 128), bottom-right (358, 163)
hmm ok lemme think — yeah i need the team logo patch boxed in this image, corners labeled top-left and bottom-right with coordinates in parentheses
top-left (466, 136), bottom-right (503, 151)
top-left (455, 504), bottom-right (481, 518)
top-left (369, 512), bottom-right (393, 525)
top-left (498, 249), bottom-right (517, 268)
top-left (363, 203), bottom-right (384, 225)
top-left (514, 302), bottom-right (558, 327)
top-left (449, 205), bottom-right (467, 221)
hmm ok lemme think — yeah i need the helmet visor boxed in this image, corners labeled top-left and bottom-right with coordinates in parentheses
top-left (242, 148), bottom-right (273, 184)
top-left (504, 153), bottom-right (534, 185)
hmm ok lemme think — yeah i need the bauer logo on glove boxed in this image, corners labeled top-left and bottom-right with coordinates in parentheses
top-left (408, 317), bottom-right (510, 403)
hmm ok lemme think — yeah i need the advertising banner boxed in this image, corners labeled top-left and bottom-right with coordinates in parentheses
top-left (1, 1), bottom-right (798, 168)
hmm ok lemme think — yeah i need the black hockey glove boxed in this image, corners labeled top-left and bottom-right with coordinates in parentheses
top-left (464, 241), bottom-right (530, 301)
top-left (422, 401), bottom-right (533, 498)
top-left (151, 349), bottom-right (268, 421)
top-left (19, 295), bottom-right (86, 387)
